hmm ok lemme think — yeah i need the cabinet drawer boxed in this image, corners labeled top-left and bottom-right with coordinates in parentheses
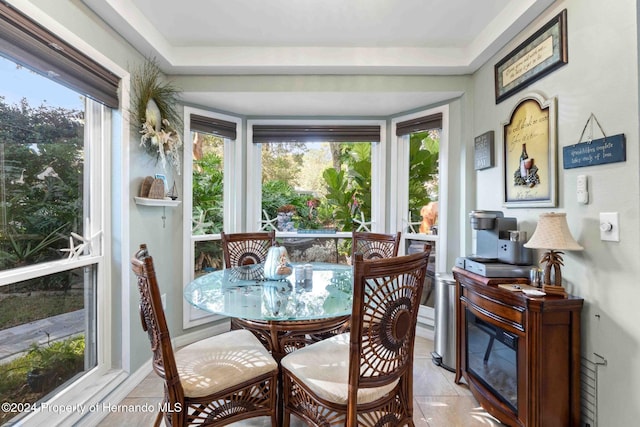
top-left (462, 286), bottom-right (525, 330)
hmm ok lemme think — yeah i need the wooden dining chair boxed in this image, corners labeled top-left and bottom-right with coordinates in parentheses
top-left (131, 244), bottom-right (278, 427)
top-left (351, 231), bottom-right (401, 263)
top-left (221, 231), bottom-right (276, 268)
top-left (280, 248), bottom-right (430, 427)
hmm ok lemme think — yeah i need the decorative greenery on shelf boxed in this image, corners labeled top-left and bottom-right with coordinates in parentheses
top-left (131, 58), bottom-right (183, 174)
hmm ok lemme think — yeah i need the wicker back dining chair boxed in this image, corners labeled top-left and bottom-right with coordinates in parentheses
top-left (281, 248), bottom-right (430, 427)
top-left (221, 231), bottom-right (276, 268)
top-left (351, 231), bottom-right (401, 263)
top-left (131, 244), bottom-right (278, 427)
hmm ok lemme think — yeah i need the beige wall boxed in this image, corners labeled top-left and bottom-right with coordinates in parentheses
top-left (471, 0), bottom-right (640, 424)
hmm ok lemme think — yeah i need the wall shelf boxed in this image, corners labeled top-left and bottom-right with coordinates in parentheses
top-left (134, 197), bottom-right (181, 207)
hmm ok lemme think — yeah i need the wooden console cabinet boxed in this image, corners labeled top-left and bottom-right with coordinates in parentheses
top-left (453, 267), bottom-right (583, 427)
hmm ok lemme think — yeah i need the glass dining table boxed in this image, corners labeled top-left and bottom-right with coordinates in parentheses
top-left (184, 262), bottom-right (353, 361)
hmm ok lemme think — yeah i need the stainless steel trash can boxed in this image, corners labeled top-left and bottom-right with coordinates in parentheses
top-left (432, 272), bottom-right (456, 372)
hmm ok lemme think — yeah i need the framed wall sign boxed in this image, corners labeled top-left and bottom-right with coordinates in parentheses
top-left (474, 131), bottom-right (494, 170)
top-left (503, 93), bottom-right (557, 208)
top-left (495, 9), bottom-right (567, 104)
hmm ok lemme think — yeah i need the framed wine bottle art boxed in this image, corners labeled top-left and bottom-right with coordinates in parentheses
top-left (502, 93), bottom-right (557, 208)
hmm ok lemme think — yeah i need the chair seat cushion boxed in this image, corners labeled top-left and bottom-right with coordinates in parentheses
top-left (281, 333), bottom-right (398, 405)
top-left (175, 329), bottom-right (277, 398)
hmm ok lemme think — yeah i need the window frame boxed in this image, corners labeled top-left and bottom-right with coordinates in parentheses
top-left (182, 106), bottom-right (242, 328)
top-left (246, 119), bottom-right (387, 235)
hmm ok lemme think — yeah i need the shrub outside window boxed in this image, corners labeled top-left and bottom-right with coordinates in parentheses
top-left (260, 141), bottom-right (372, 233)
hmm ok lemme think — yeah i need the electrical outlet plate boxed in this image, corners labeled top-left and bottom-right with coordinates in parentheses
top-left (600, 212), bottom-right (619, 241)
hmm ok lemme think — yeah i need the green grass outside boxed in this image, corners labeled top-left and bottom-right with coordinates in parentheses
top-left (0, 293), bottom-right (84, 330)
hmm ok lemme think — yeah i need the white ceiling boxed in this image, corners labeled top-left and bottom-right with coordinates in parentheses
top-left (181, 90), bottom-right (465, 117)
top-left (82, 0), bottom-right (557, 116)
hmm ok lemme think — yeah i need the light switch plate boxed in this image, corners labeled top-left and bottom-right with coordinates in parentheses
top-left (577, 175), bottom-right (588, 204)
top-left (600, 212), bottom-right (619, 241)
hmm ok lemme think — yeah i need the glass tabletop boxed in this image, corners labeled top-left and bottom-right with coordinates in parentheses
top-left (184, 262), bottom-right (353, 321)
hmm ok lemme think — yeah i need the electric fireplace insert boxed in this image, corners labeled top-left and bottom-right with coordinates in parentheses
top-left (465, 308), bottom-right (518, 413)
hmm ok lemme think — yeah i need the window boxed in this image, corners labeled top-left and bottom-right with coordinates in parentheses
top-left (0, 57), bottom-right (106, 425)
top-left (247, 120), bottom-right (386, 264)
top-left (404, 122), bottom-right (441, 235)
top-left (0, 3), bottom-right (116, 424)
top-left (260, 141), bottom-right (371, 231)
top-left (392, 107), bottom-right (447, 260)
top-left (182, 107), bottom-right (241, 328)
top-left (391, 106), bottom-right (448, 326)
top-left (248, 121), bottom-right (385, 232)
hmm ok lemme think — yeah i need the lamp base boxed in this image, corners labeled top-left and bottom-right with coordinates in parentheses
top-left (543, 284), bottom-right (567, 297)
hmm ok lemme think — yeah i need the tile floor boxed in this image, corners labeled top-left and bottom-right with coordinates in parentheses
top-left (97, 337), bottom-right (505, 427)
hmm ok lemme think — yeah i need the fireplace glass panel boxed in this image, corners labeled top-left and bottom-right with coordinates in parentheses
top-left (465, 309), bottom-right (518, 412)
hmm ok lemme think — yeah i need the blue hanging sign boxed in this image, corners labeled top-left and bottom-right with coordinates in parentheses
top-left (562, 133), bottom-right (626, 169)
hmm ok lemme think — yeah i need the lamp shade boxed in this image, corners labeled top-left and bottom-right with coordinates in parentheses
top-left (524, 212), bottom-right (584, 251)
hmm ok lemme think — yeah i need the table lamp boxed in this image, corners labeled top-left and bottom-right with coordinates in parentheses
top-left (524, 212), bottom-right (583, 296)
